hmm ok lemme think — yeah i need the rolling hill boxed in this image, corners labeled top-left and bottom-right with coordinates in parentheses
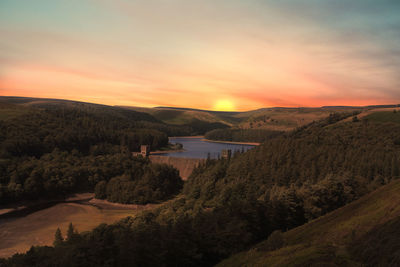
top-left (0, 96), bottom-right (187, 206)
top-left (217, 179), bottom-right (400, 266)
top-left (123, 104), bottom-right (400, 132)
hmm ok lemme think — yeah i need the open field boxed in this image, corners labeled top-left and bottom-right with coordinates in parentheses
top-left (341, 107), bottom-right (400, 122)
top-left (363, 110), bottom-right (400, 123)
top-left (236, 108), bottom-right (335, 131)
top-left (0, 198), bottom-right (153, 258)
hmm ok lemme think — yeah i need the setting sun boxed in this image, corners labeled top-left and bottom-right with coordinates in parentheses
top-left (213, 99), bottom-right (236, 111)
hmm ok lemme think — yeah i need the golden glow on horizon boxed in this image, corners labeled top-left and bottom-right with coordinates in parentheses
top-left (213, 99), bottom-right (236, 111)
top-left (0, 1), bottom-right (399, 109)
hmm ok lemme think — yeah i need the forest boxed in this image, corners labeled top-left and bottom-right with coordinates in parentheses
top-left (204, 128), bottom-right (283, 143)
top-left (2, 110), bottom-right (400, 266)
top-left (0, 98), bottom-right (187, 204)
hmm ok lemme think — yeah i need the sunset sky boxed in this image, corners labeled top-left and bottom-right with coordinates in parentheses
top-left (1, 0), bottom-right (400, 111)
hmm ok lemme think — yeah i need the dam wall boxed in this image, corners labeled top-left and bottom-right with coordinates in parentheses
top-left (149, 155), bottom-right (205, 180)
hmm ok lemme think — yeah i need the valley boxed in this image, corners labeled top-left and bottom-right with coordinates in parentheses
top-left (2, 1), bottom-right (400, 265)
top-left (0, 193), bottom-right (154, 258)
top-left (1, 97), bottom-right (400, 266)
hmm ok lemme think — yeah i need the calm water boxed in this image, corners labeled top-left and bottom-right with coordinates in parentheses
top-left (160, 137), bottom-right (256, 159)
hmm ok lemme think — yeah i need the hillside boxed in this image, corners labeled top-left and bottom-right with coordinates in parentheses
top-left (0, 96), bottom-right (185, 206)
top-left (121, 106), bottom-right (241, 125)
top-left (2, 114), bottom-right (400, 266)
top-left (218, 179), bottom-right (400, 266)
top-left (125, 105), bottom-right (400, 137)
top-left (237, 105), bottom-right (400, 131)
top-left (121, 106), bottom-right (350, 131)
top-left (120, 106), bottom-right (233, 135)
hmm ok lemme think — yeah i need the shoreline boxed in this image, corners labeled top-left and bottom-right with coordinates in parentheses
top-left (169, 135), bottom-right (204, 139)
top-left (201, 138), bottom-right (260, 146)
top-left (150, 149), bottom-right (185, 155)
top-left (88, 198), bottom-right (158, 210)
top-left (0, 193), bottom-right (156, 220)
top-left (0, 193), bottom-right (94, 217)
top-left (0, 195), bottom-right (154, 258)
top-left (169, 136), bottom-right (261, 146)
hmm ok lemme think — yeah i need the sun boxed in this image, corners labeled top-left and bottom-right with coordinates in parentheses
top-left (213, 99), bottom-right (236, 111)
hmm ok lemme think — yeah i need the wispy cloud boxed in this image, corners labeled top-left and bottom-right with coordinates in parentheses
top-left (0, 0), bottom-right (399, 110)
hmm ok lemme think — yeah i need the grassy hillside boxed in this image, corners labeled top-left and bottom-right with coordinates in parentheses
top-left (120, 106), bottom-right (239, 125)
top-left (235, 108), bottom-right (337, 131)
top-left (123, 104), bottom-right (400, 134)
top-left (363, 110), bottom-right (400, 124)
top-left (218, 179), bottom-right (400, 266)
top-left (120, 106), bottom-right (232, 134)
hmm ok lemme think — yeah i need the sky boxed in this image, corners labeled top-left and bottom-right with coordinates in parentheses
top-left (0, 0), bottom-right (400, 111)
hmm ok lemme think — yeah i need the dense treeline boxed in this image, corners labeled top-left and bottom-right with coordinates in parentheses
top-left (0, 103), bottom-right (171, 157)
top-left (95, 163), bottom-right (182, 204)
top-left (204, 128), bottom-right (283, 143)
top-left (4, 115), bottom-right (400, 266)
top-left (0, 149), bottom-right (182, 205)
top-left (0, 100), bottom-right (186, 205)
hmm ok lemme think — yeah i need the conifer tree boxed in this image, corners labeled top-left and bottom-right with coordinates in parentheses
top-left (53, 228), bottom-right (63, 247)
top-left (66, 222), bottom-right (74, 242)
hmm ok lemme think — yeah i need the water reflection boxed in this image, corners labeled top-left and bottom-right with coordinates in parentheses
top-left (159, 137), bottom-right (255, 159)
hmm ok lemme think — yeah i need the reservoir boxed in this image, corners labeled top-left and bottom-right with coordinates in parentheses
top-left (160, 137), bottom-right (256, 159)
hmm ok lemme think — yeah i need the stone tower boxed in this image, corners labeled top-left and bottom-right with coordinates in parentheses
top-left (141, 145), bottom-right (150, 157)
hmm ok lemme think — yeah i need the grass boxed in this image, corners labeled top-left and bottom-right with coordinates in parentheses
top-left (131, 106), bottom-right (358, 131)
top-left (217, 179), bottom-right (400, 266)
top-left (0, 107), bottom-right (31, 121)
top-left (363, 111), bottom-right (400, 124)
top-left (125, 105), bottom-right (400, 132)
top-left (237, 109), bottom-right (336, 131)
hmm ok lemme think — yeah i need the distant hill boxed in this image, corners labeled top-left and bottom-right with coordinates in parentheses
top-left (120, 106), bottom-right (241, 125)
top-left (119, 106), bottom-right (232, 134)
top-left (6, 97), bottom-right (397, 132)
top-left (218, 179), bottom-right (400, 266)
top-left (2, 96), bottom-right (398, 135)
top-left (123, 105), bottom-right (398, 132)
top-left (0, 96), bottom-right (160, 123)
top-left (0, 96), bottom-right (231, 136)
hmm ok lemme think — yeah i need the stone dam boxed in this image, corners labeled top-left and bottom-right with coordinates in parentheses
top-left (149, 155), bottom-right (205, 180)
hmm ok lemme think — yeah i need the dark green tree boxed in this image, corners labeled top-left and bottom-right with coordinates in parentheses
top-left (53, 227), bottom-right (63, 247)
top-left (66, 223), bottom-right (76, 242)
top-left (94, 180), bottom-right (107, 199)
